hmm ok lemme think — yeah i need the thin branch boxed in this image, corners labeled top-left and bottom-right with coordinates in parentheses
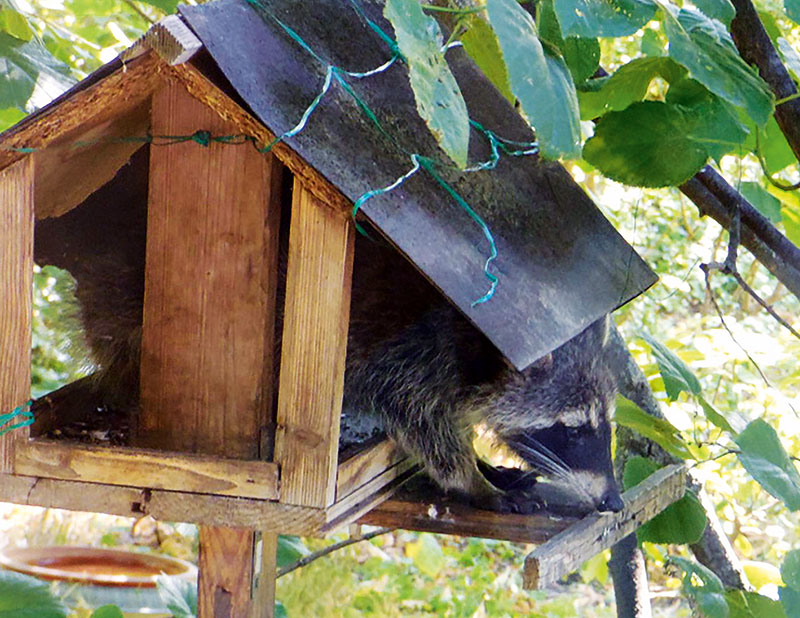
top-left (680, 175), bottom-right (800, 299)
top-left (123, 0), bottom-right (156, 25)
top-left (700, 263), bottom-right (773, 387)
top-left (277, 527), bottom-right (394, 578)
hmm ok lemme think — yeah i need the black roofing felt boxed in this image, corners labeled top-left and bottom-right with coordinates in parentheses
top-left (181, 0), bottom-right (656, 370)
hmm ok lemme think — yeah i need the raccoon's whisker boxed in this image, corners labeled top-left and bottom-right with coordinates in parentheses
top-left (509, 438), bottom-right (571, 479)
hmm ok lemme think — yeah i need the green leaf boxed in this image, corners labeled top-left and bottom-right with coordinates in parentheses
top-left (537, 0), bottom-right (599, 84)
top-left (641, 27), bottom-right (665, 56)
top-left (0, 5), bottom-right (33, 41)
top-left (0, 570), bottom-right (68, 618)
top-left (786, 0), bottom-right (800, 26)
top-left (760, 117), bottom-right (796, 174)
top-left (90, 606), bottom-right (124, 618)
top-left (577, 56), bottom-right (686, 119)
top-left (670, 556), bottom-right (728, 618)
top-left (136, 0), bottom-right (177, 13)
top-left (693, 0), bottom-right (736, 26)
top-left (583, 101), bottom-right (715, 186)
top-left (735, 419), bottom-right (800, 511)
top-left (778, 38), bottom-right (800, 82)
top-left (624, 458), bottom-right (707, 544)
top-left (552, 0), bottom-right (657, 38)
top-left (0, 31), bottom-right (74, 110)
top-left (0, 105), bottom-right (24, 130)
top-left (277, 535), bottom-right (308, 568)
top-left (740, 181), bottom-right (783, 223)
top-left (385, 0), bottom-right (469, 168)
top-left (664, 77), bottom-right (749, 161)
top-left (460, 15), bottom-right (513, 103)
top-left (664, 7), bottom-right (774, 127)
top-left (275, 600), bottom-right (288, 618)
top-left (783, 203), bottom-right (800, 246)
top-left (641, 334), bottom-right (702, 400)
top-left (726, 590), bottom-right (787, 618)
top-left (615, 396), bottom-right (693, 459)
top-left (782, 549), bottom-right (800, 589)
top-left (698, 396), bottom-right (736, 435)
top-left (487, 0), bottom-right (581, 159)
top-left (780, 586), bottom-right (800, 618)
top-left (407, 533), bottom-right (445, 578)
top-left (156, 574), bottom-right (197, 618)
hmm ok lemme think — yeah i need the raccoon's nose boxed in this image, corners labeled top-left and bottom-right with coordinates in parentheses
top-left (598, 491), bottom-right (625, 513)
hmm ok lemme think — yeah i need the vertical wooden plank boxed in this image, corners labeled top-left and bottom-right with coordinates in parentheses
top-left (0, 158), bottom-right (33, 473)
top-left (140, 79), bottom-right (281, 459)
top-left (275, 181), bottom-right (354, 508)
top-left (252, 532), bottom-right (279, 618)
top-left (140, 79), bottom-right (282, 618)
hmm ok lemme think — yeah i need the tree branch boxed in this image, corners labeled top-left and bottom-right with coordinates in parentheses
top-left (679, 172), bottom-right (800, 300)
top-left (277, 527), bottom-right (394, 578)
top-left (729, 0), bottom-right (800, 161)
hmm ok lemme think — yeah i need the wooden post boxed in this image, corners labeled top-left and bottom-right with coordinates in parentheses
top-left (274, 181), bottom-right (355, 508)
top-left (141, 79), bottom-right (282, 618)
top-left (0, 158), bottom-right (33, 473)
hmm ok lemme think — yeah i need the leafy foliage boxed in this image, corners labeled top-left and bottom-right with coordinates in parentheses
top-left (0, 570), bottom-right (67, 618)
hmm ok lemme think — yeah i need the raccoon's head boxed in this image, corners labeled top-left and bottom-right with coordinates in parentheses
top-left (494, 317), bottom-right (624, 515)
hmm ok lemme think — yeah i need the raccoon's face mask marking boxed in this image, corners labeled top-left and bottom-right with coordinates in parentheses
top-left (508, 417), bottom-right (623, 514)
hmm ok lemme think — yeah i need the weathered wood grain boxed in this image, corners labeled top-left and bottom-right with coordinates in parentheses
top-left (0, 158), bottom-right (33, 473)
top-left (140, 78), bottom-right (280, 459)
top-left (198, 527), bottom-right (258, 618)
top-left (274, 180), bottom-right (355, 508)
top-left (336, 438), bottom-right (405, 501)
top-left (145, 15), bottom-right (202, 66)
top-left (14, 440), bottom-right (279, 500)
top-left (523, 463), bottom-right (687, 589)
top-left (0, 473), bottom-right (325, 534)
top-left (33, 99), bottom-right (150, 220)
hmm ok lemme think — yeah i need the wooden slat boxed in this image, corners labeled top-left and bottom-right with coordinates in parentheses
top-left (14, 440), bottom-right (279, 500)
top-left (33, 99), bottom-right (150, 220)
top-left (198, 527), bottom-right (259, 618)
top-left (0, 473), bottom-right (325, 535)
top-left (275, 180), bottom-right (355, 508)
top-left (358, 489), bottom-right (573, 545)
top-left (252, 532), bottom-right (279, 618)
top-left (325, 463), bottom-right (417, 533)
top-left (336, 438), bottom-right (405, 501)
top-left (0, 157), bottom-right (33, 473)
top-left (523, 463), bottom-right (687, 589)
top-left (139, 78), bottom-right (281, 459)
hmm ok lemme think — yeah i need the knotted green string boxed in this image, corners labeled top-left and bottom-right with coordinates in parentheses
top-left (0, 400), bottom-right (34, 437)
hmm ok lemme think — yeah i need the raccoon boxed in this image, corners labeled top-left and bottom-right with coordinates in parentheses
top-left (34, 149), bottom-right (623, 515)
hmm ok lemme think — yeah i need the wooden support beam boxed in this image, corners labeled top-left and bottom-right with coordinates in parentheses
top-left (141, 78), bottom-right (283, 618)
top-left (0, 473), bottom-right (325, 535)
top-left (524, 463), bottom-right (687, 590)
top-left (145, 15), bottom-right (203, 66)
top-left (275, 181), bottom-right (355, 508)
top-left (0, 157), bottom-right (33, 473)
top-left (14, 441), bottom-right (279, 500)
top-left (140, 79), bottom-right (281, 459)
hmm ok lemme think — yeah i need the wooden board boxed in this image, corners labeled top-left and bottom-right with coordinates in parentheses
top-left (523, 463), bottom-right (687, 589)
top-left (336, 438), bottom-right (405, 501)
top-left (0, 158), bottom-right (33, 473)
top-left (180, 0), bottom-right (658, 370)
top-left (33, 98), bottom-right (150, 220)
top-left (359, 484), bottom-right (573, 544)
top-left (0, 473), bottom-right (324, 535)
top-left (274, 180), bottom-right (355, 508)
top-left (139, 78), bottom-right (281, 459)
top-left (198, 527), bottom-right (262, 618)
top-left (13, 440), bottom-right (279, 500)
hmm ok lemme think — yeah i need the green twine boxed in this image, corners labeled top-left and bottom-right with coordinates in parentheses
top-left (0, 400), bottom-right (34, 437)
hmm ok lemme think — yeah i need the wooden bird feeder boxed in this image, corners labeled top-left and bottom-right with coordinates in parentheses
top-left (0, 1), bottom-right (685, 615)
